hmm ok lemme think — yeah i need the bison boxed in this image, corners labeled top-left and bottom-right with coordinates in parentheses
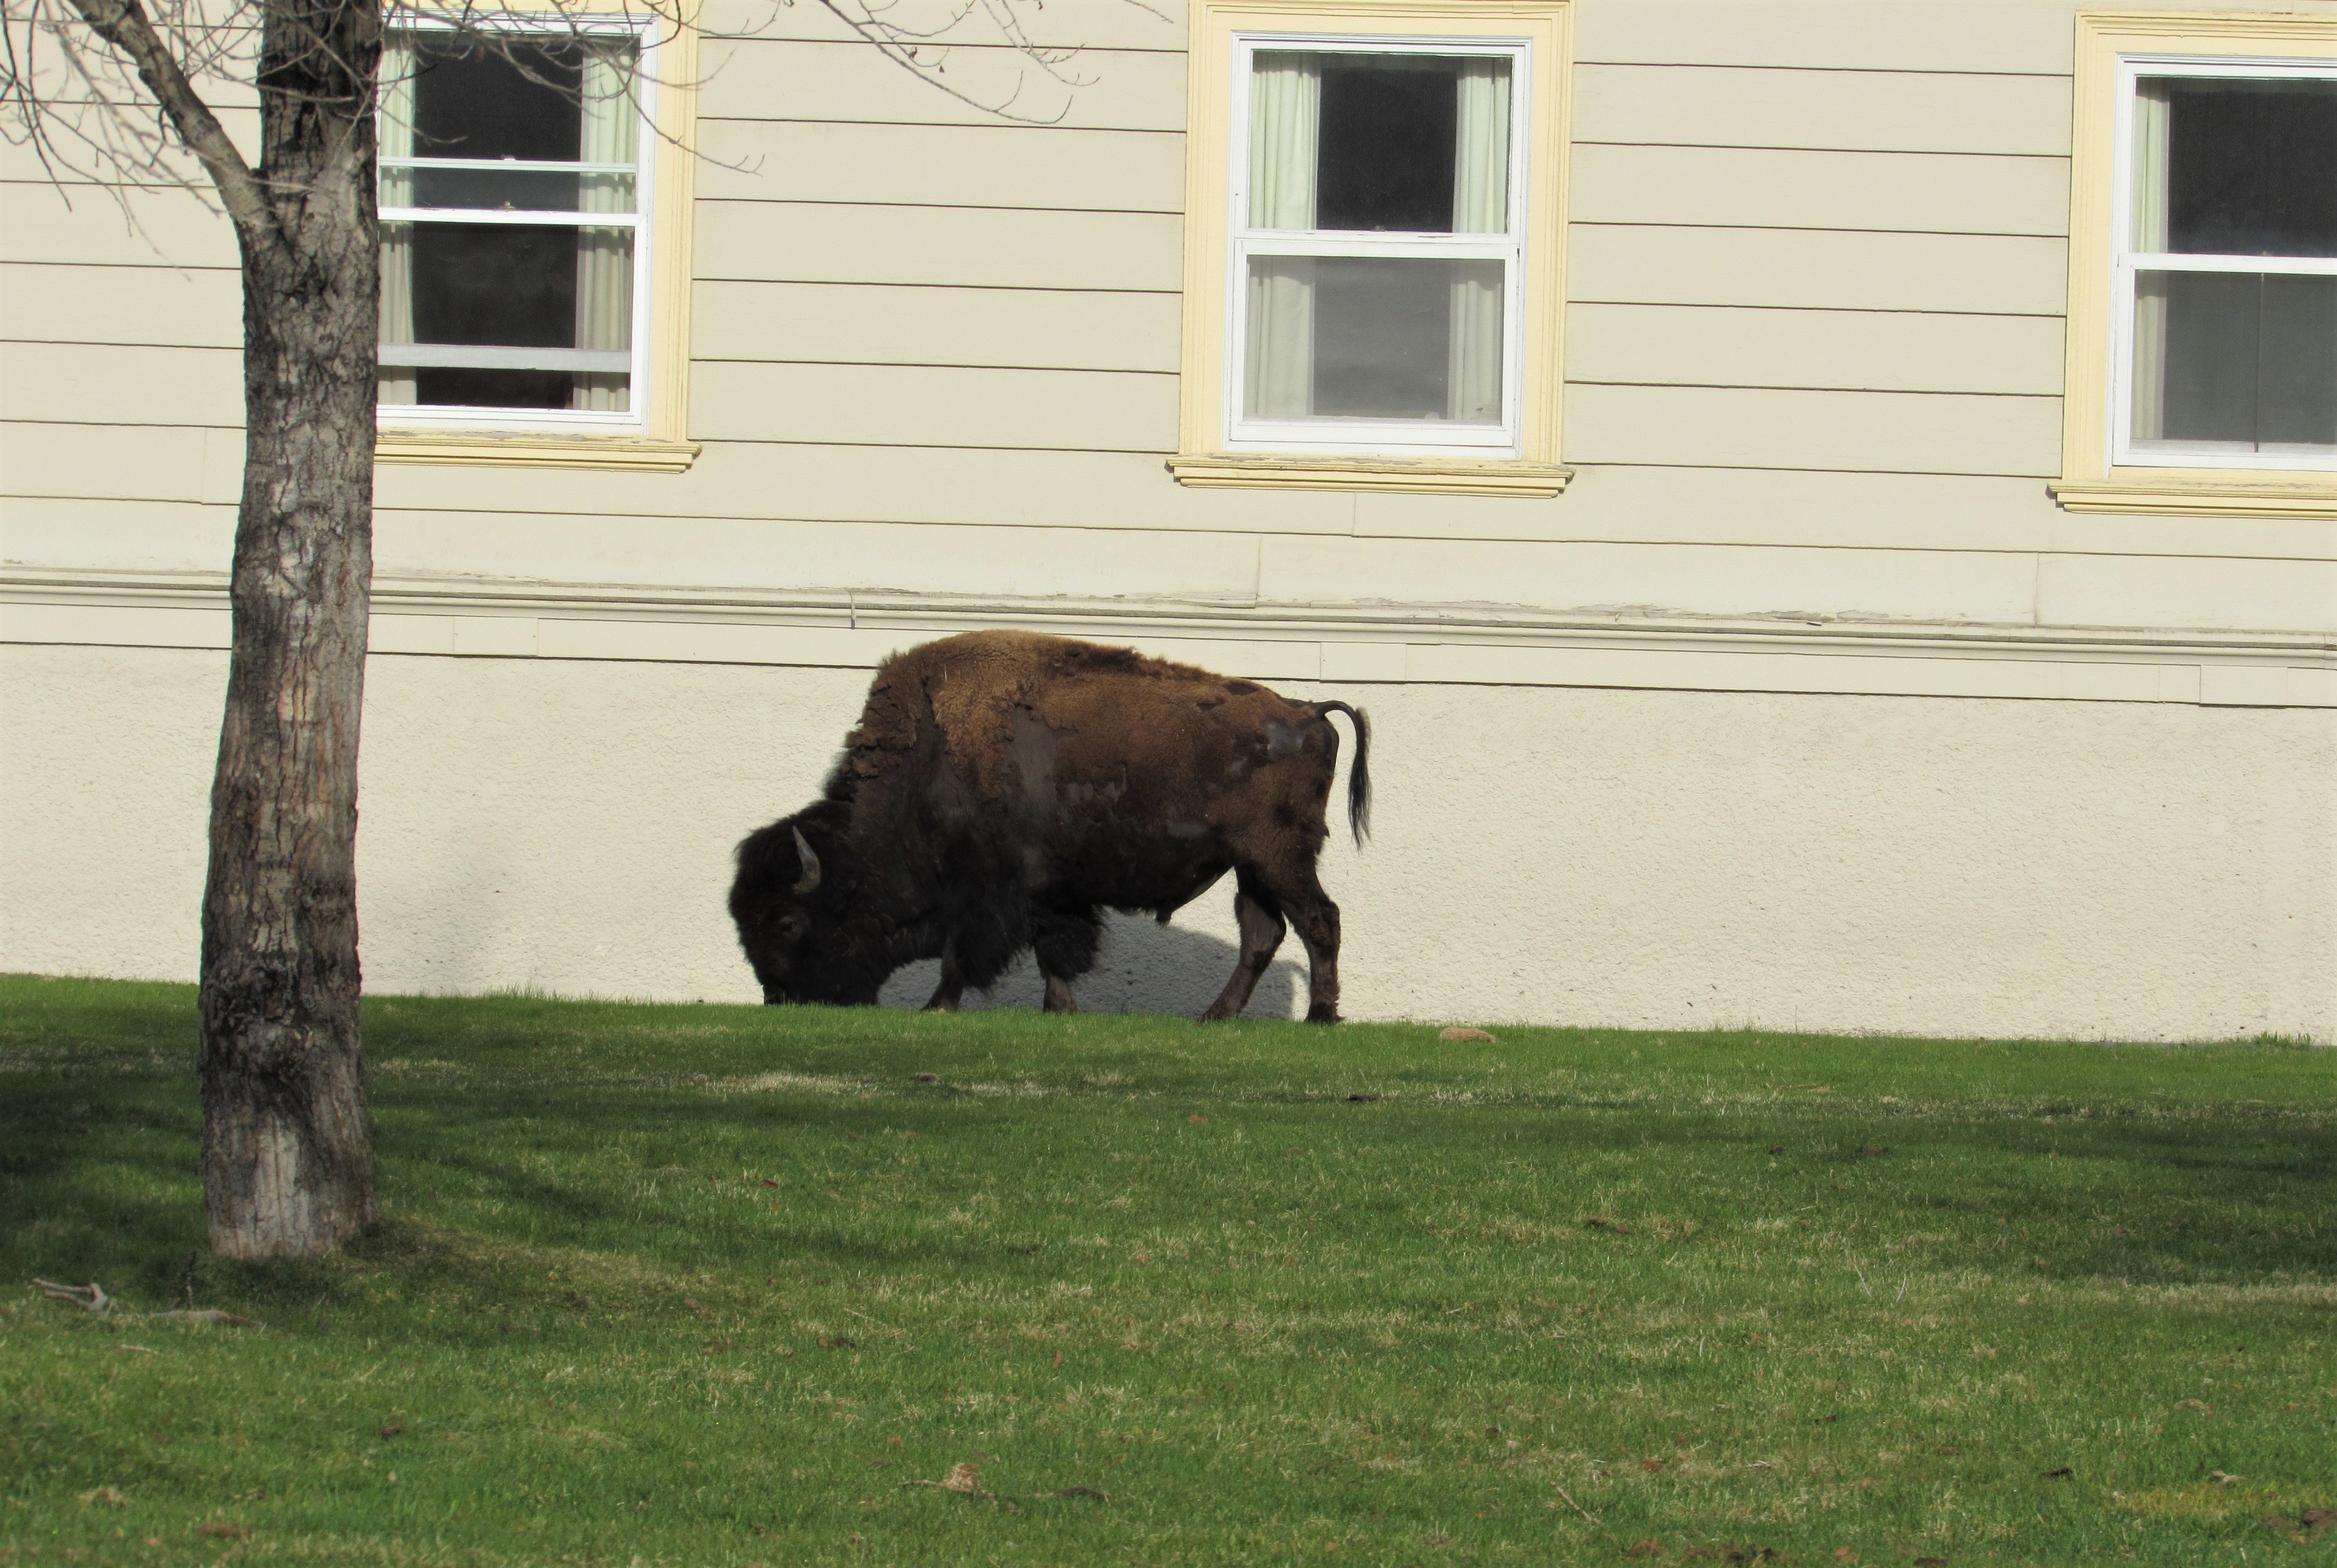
top-left (729, 630), bottom-right (1370, 1022)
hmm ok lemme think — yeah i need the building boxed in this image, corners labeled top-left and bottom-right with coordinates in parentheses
top-left (2, 0), bottom-right (2331, 1038)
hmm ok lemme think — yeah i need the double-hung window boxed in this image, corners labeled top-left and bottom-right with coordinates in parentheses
top-left (375, 13), bottom-right (697, 468)
top-left (2115, 62), bottom-right (2337, 468)
top-left (2056, 13), bottom-right (2337, 517)
top-left (1236, 43), bottom-right (1522, 449)
top-left (1175, 1), bottom-right (1570, 496)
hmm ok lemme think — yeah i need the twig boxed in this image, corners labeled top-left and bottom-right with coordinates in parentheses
top-left (35, 1278), bottom-right (110, 1312)
top-left (898, 1462), bottom-right (982, 1495)
top-left (148, 1308), bottom-right (261, 1327)
top-left (1552, 1484), bottom-right (1601, 1525)
top-left (32, 1281), bottom-right (258, 1328)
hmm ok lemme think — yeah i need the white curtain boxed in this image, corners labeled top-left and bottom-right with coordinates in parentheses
top-left (1447, 58), bottom-right (1509, 423)
top-left (1244, 53), bottom-right (1319, 419)
top-left (2130, 78), bottom-right (2171, 441)
top-left (377, 33), bottom-right (417, 405)
top-left (572, 39), bottom-right (638, 412)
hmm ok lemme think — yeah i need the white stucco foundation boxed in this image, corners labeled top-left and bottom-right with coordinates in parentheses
top-left (4, 640), bottom-right (2330, 1041)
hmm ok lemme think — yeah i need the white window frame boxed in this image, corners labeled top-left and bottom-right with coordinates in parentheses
top-left (376, 11), bottom-right (660, 436)
top-left (1223, 32), bottom-right (1532, 459)
top-left (2108, 53), bottom-right (2337, 474)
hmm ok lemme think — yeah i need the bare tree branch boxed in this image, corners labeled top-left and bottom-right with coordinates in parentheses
top-left (53, 0), bottom-right (283, 257)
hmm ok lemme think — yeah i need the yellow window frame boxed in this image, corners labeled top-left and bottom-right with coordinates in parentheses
top-left (374, 2), bottom-right (700, 473)
top-left (2053, 10), bottom-right (2337, 520)
top-left (1170, 0), bottom-right (1573, 498)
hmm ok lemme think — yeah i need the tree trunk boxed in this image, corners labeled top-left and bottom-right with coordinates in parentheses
top-left (198, 0), bottom-right (383, 1257)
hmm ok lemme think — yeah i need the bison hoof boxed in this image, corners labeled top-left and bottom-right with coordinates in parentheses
top-left (1305, 1005), bottom-right (1342, 1025)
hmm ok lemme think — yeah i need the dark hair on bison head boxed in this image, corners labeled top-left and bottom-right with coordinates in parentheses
top-left (728, 807), bottom-right (893, 1005)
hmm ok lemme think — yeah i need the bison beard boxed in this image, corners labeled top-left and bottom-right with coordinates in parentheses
top-left (729, 631), bottom-right (1370, 1022)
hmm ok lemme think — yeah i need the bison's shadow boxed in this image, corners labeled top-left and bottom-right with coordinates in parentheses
top-left (877, 913), bottom-right (1305, 1020)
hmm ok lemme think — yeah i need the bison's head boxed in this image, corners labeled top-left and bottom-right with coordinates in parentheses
top-left (728, 808), bottom-right (893, 1005)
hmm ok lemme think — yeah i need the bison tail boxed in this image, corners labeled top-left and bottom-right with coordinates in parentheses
top-left (1312, 701), bottom-right (1372, 848)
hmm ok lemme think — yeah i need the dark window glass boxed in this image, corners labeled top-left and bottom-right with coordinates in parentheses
top-left (2163, 78), bottom-right (2337, 257)
top-left (1310, 257), bottom-right (1451, 416)
top-left (2154, 270), bottom-right (2337, 449)
top-left (414, 367), bottom-right (579, 408)
top-left (1316, 59), bottom-right (1458, 233)
top-left (412, 38), bottom-right (584, 161)
top-left (410, 167), bottom-right (590, 209)
top-left (409, 224), bottom-right (578, 347)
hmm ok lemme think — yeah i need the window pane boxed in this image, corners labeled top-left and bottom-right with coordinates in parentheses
top-left (378, 221), bottom-right (633, 411)
top-left (2132, 269), bottom-right (2337, 454)
top-left (1249, 51), bottom-right (1510, 235)
top-left (1245, 256), bottom-right (1504, 423)
top-left (411, 223), bottom-right (579, 347)
top-left (2143, 76), bottom-right (2337, 257)
top-left (412, 37), bottom-right (586, 161)
top-left (401, 167), bottom-right (636, 213)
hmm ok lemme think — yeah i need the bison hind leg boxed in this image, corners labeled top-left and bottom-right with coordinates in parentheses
top-left (1200, 875), bottom-right (1287, 1023)
top-left (1034, 907), bottom-right (1101, 1014)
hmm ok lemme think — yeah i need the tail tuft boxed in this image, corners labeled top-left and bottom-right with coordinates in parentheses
top-left (1313, 701), bottom-right (1372, 848)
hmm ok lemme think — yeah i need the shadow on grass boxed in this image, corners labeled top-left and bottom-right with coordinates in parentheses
top-left (6, 975), bottom-right (2332, 1321)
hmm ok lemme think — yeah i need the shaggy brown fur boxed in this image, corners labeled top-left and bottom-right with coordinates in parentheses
top-left (730, 630), bottom-right (1370, 1021)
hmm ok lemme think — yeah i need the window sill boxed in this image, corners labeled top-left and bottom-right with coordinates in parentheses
top-left (2049, 476), bottom-right (2337, 520)
top-left (1167, 453), bottom-right (1571, 497)
top-left (376, 430), bottom-right (702, 473)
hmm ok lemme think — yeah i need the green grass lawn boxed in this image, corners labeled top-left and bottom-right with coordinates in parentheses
top-left (2, 975), bottom-right (2332, 1567)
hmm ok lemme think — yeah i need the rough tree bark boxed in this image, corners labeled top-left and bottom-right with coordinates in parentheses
top-left (198, 0), bottom-right (382, 1257)
top-left (68, 0), bottom-right (384, 1255)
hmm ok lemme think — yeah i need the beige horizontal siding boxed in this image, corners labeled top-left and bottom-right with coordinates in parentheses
top-left (0, 108), bottom-right (256, 187)
top-left (692, 282), bottom-right (1180, 373)
top-left (1566, 303), bottom-right (2064, 396)
top-left (2038, 553), bottom-right (2337, 634)
top-left (1569, 226), bottom-right (2066, 315)
top-left (0, 342), bottom-right (238, 427)
top-left (1573, 1), bottom-right (2073, 75)
top-left (1, 420), bottom-right (237, 504)
top-left (1564, 383), bottom-right (2062, 476)
top-left (690, 360), bottom-right (1175, 450)
top-left (1349, 465), bottom-right (2077, 549)
top-left (1253, 533), bottom-right (2044, 623)
top-left (0, 262), bottom-right (238, 349)
top-left (695, 38), bottom-right (1184, 132)
top-left (1571, 144), bottom-right (2069, 236)
top-left (381, 509), bottom-right (1274, 604)
top-left (1, 183), bottom-right (235, 269)
top-left (696, 200), bottom-right (1182, 291)
top-left (1573, 64), bottom-right (2072, 156)
top-left (695, 119), bottom-right (1183, 212)
top-left (366, 442), bottom-right (1356, 534)
top-left (12, 471), bottom-right (2326, 563)
top-left (698, 0), bottom-right (1186, 54)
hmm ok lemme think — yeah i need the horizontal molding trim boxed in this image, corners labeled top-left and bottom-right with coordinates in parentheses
top-left (374, 431), bottom-right (704, 472)
top-left (1167, 455), bottom-right (1575, 497)
top-left (2048, 479), bottom-right (2337, 521)
top-left (3, 569), bottom-right (2331, 708)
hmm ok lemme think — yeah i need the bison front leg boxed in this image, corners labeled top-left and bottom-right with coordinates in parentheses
top-left (1034, 908), bottom-right (1100, 1015)
top-left (923, 944), bottom-right (966, 1012)
top-left (1201, 877), bottom-right (1286, 1022)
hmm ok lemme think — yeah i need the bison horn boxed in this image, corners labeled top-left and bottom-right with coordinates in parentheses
top-left (791, 827), bottom-right (822, 895)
